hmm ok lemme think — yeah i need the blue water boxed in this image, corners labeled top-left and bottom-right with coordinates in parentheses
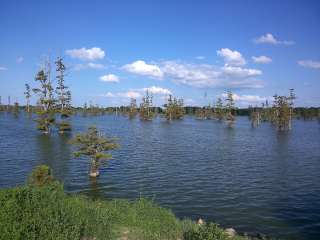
top-left (0, 112), bottom-right (319, 239)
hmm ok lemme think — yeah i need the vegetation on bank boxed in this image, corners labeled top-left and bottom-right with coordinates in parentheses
top-left (0, 166), bottom-right (254, 240)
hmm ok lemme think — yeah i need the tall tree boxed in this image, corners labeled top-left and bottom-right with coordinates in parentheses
top-left (70, 126), bottom-right (119, 177)
top-left (139, 90), bottom-right (154, 120)
top-left (55, 57), bottom-right (72, 133)
top-left (129, 98), bottom-right (137, 119)
top-left (24, 83), bottom-right (31, 113)
top-left (225, 91), bottom-right (236, 126)
top-left (32, 62), bottom-right (56, 134)
top-left (214, 97), bottom-right (224, 121)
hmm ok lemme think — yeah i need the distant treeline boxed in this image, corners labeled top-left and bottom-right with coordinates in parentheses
top-left (2, 104), bottom-right (318, 120)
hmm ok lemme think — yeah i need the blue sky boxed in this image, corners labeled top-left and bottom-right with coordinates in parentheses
top-left (0, 0), bottom-right (319, 107)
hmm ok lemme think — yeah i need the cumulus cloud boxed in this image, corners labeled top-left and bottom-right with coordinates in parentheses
top-left (160, 61), bottom-right (263, 89)
top-left (252, 56), bottom-right (272, 64)
top-left (221, 93), bottom-right (272, 105)
top-left (100, 74), bottom-right (120, 82)
top-left (16, 57), bottom-right (24, 63)
top-left (66, 47), bottom-right (105, 61)
top-left (298, 60), bottom-right (320, 69)
top-left (0, 66), bottom-right (7, 71)
top-left (122, 60), bottom-right (163, 78)
top-left (73, 62), bottom-right (106, 70)
top-left (141, 86), bottom-right (172, 95)
top-left (217, 48), bottom-right (246, 66)
top-left (118, 91), bottom-right (141, 98)
top-left (254, 33), bottom-right (294, 45)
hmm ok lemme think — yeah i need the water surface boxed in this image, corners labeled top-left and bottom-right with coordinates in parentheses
top-left (0, 113), bottom-right (319, 239)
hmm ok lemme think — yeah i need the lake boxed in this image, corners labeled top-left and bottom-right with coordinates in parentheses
top-left (0, 112), bottom-right (319, 240)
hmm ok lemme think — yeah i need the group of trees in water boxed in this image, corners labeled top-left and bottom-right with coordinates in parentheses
top-left (1, 57), bottom-right (320, 133)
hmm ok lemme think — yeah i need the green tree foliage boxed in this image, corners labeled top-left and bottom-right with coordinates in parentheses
top-left (223, 91), bottom-right (236, 128)
top-left (28, 165), bottom-right (55, 187)
top-left (70, 126), bottom-right (119, 177)
top-left (164, 95), bottom-right (184, 121)
top-left (139, 90), bottom-right (155, 121)
top-left (271, 89), bottom-right (296, 131)
top-left (55, 57), bottom-right (72, 133)
top-left (214, 97), bottom-right (224, 121)
top-left (32, 64), bottom-right (56, 133)
top-left (184, 223), bottom-right (228, 240)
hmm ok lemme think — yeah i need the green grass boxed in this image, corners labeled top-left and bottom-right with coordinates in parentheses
top-left (0, 166), bottom-right (251, 240)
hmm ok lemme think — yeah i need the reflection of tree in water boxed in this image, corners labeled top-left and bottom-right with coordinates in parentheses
top-left (275, 131), bottom-right (290, 158)
top-left (35, 133), bottom-right (72, 182)
top-left (88, 177), bottom-right (105, 200)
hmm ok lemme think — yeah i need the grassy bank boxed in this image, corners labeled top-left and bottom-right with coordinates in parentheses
top-left (0, 166), bottom-right (269, 240)
top-left (0, 182), bottom-right (252, 240)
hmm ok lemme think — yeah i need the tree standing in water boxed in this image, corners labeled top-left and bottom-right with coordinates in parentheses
top-left (214, 97), bottom-right (224, 121)
top-left (24, 83), bottom-right (31, 113)
top-left (55, 57), bottom-right (72, 133)
top-left (70, 126), bottom-right (119, 177)
top-left (32, 62), bottom-right (56, 134)
top-left (139, 90), bottom-right (154, 120)
top-left (129, 97), bottom-right (137, 119)
top-left (225, 91), bottom-right (236, 126)
top-left (272, 89), bottom-right (295, 131)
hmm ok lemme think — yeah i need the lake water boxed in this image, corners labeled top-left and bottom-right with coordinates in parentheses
top-left (0, 112), bottom-right (319, 239)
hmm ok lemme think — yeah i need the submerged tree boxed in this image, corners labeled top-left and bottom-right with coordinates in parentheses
top-left (224, 91), bottom-right (236, 127)
top-left (129, 98), bottom-right (137, 119)
top-left (139, 90), bottom-right (154, 120)
top-left (164, 95), bottom-right (184, 121)
top-left (24, 84), bottom-right (31, 113)
top-left (70, 126), bottom-right (119, 177)
top-left (32, 64), bottom-right (56, 134)
top-left (272, 89), bottom-right (296, 131)
top-left (214, 97), bottom-right (224, 121)
top-left (55, 57), bottom-right (72, 133)
top-left (249, 105), bottom-right (261, 127)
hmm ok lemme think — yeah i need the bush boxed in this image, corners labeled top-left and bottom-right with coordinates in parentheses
top-left (183, 223), bottom-right (228, 240)
top-left (28, 165), bottom-right (55, 186)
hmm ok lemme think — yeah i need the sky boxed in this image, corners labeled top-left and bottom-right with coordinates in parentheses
top-left (0, 0), bottom-right (319, 107)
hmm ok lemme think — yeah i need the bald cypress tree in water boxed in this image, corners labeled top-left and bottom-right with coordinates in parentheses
top-left (164, 95), bottom-right (184, 121)
top-left (55, 57), bottom-right (72, 133)
top-left (70, 126), bottom-right (119, 177)
top-left (24, 84), bottom-right (31, 113)
top-left (129, 97), bottom-right (137, 119)
top-left (214, 97), bottom-right (224, 121)
top-left (225, 91), bottom-right (236, 127)
top-left (139, 90), bottom-right (154, 121)
top-left (32, 62), bottom-right (56, 134)
top-left (272, 89), bottom-right (296, 131)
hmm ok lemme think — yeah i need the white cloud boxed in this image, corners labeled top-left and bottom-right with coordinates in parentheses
top-left (0, 66), bottom-right (7, 71)
top-left (221, 65), bottom-right (262, 78)
top-left (105, 92), bottom-right (115, 97)
top-left (254, 33), bottom-right (294, 45)
top-left (66, 47), bottom-right (105, 61)
top-left (217, 48), bottom-right (246, 66)
top-left (221, 93), bottom-right (272, 105)
top-left (100, 74), bottom-right (120, 82)
top-left (160, 61), bottom-right (263, 89)
top-left (73, 62), bottom-right (106, 70)
top-left (298, 60), bottom-right (320, 69)
top-left (118, 91), bottom-right (141, 98)
top-left (141, 86), bottom-right (172, 95)
top-left (252, 56), bottom-right (272, 64)
top-left (16, 57), bottom-right (24, 63)
top-left (122, 60), bottom-right (163, 78)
